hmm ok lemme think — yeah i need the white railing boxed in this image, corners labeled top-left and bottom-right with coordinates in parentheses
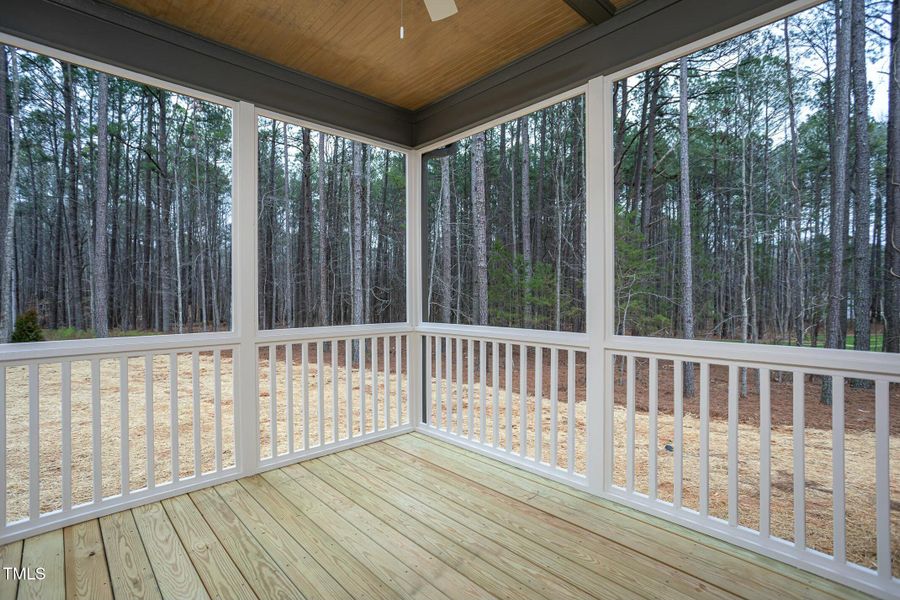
top-left (604, 337), bottom-right (900, 598)
top-left (419, 324), bottom-right (588, 486)
top-left (0, 324), bottom-right (416, 546)
top-left (1, 321), bottom-right (896, 599)
top-left (0, 334), bottom-right (240, 543)
top-left (255, 325), bottom-right (413, 467)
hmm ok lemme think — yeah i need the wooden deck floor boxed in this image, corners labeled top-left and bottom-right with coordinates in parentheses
top-left (0, 433), bottom-right (871, 600)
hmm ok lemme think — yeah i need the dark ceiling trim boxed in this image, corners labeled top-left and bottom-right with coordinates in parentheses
top-left (0, 0), bottom-right (415, 147)
top-left (411, 0), bottom-right (798, 146)
top-left (562, 0), bottom-right (616, 24)
top-left (0, 0), bottom-right (804, 150)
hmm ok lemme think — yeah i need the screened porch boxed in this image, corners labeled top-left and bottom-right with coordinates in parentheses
top-left (0, 0), bottom-right (898, 599)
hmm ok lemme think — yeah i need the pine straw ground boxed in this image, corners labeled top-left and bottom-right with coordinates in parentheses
top-left (4, 351), bottom-right (899, 578)
top-left (4, 346), bottom-right (410, 526)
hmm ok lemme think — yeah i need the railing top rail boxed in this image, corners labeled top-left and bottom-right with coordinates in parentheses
top-left (0, 331), bottom-right (240, 364)
top-left (606, 335), bottom-right (900, 380)
top-left (417, 322), bottom-right (589, 349)
top-left (256, 322), bottom-right (413, 343)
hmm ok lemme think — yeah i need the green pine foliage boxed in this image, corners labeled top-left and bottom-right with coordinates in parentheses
top-left (487, 241), bottom-right (578, 330)
top-left (11, 309), bottom-right (44, 343)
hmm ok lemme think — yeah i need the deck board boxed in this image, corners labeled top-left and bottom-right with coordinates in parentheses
top-left (132, 503), bottom-right (209, 600)
top-left (359, 442), bottom-right (733, 600)
top-left (161, 495), bottom-right (256, 600)
top-left (63, 520), bottom-right (113, 600)
top-left (17, 530), bottom-right (64, 600)
top-left (188, 487), bottom-right (304, 600)
top-left (99, 511), bottom-right (161, 600)
top-left (235, 476), bottom-right (397, 599)
top-left (263, 468), bottom-right (492, 599)
top-left (0, 433), bottom-right (872, 600)
top-left (0, 541), bottom-right (22, 600)
top-left (343, 446), bottom-right (642, 600)
top-left (318, 451), bottom-right (589, 599)
top-left (298, 459), bottom-right (535, 600)
top-left (250, 472), bottom-right (452, 600)
top-left (389, 433), bottom-right (870, 600)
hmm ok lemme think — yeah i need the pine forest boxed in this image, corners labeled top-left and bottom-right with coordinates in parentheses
top-left (615, 0), bottom-right (900, 356)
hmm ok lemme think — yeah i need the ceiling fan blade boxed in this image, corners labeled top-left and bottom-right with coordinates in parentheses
top-left (423, 0), bottom-right (458, 21)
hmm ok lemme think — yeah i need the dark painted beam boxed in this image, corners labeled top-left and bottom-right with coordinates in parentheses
top-left (0, 0), bottom-right (803, 150)
top-left (0, 0), bottom-right (414, 147)
top-left (411, 0), bottom-right (797, 146)
top-left (562, 0), bottom-right (616, 25)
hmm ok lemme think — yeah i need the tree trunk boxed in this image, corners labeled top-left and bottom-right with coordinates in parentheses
top-left (93, 73), bottom-right (110, 337)
top-left (535, 111), bottom-right (547, 262)
top-left (351, 141), bottom-right (363, 326)
top-left (301, 128), bottom-right (313, 326)
top-left (282, 122), bottom-right (292, 326)
top-left (141, 96), bottom-right (154, 331)
top-left (157, 92), bottom-right (173, 333)
top-left (440, 154), bottom-right (453, 323)
top-left (318, 131), bottom-right (329, 326)
top-left (0, 50), bottom-right (21, 341)
top-left (63, 65), bottom-right (85, 331)
top-left (679, 57), bottom-right (696, 396)
top-left (364, 146), bottom-right (372, 324)
top-left (823, 0), bottom-right (853, 405)
top-left (630, 74), bottom-right (651, 214)
top-left (614, 80), bottom-right (627, 195)
top-left (886, 0), bottom-right (900, 353)
top-left (0, 48), bottom-right (9, 292)
top-left (520, 116), bottom-right (533, 327)
top-left (784, 17), bottom-right (806, 347)
top-left (641, 67), bottom-right (661, 244)
top-left (472, 133), bottom-right (488, 326)
top-left (851, 0), bottom-right (872, 359)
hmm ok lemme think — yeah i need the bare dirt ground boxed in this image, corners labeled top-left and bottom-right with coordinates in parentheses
top-left (612, 360), bottom-right (900, 577)
top-left (5, 341), bottom-right (411, 525)
top-left (256, 340), bottom-right (410, 457)
top-left (5, 353), bottom-right (238, 522)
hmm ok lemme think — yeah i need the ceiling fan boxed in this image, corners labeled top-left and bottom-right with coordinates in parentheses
top-left (423, 0), bottom-right (459, 21)
top-left (400, 0), bottom-right (458, 38)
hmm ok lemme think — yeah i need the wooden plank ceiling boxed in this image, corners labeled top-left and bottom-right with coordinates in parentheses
top-left (108, 0), bottom-right (606, 110)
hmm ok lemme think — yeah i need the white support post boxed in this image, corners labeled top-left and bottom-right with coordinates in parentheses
top-left (407, 150), bottom-right (423, 427)
top-left (233, 101), bottom-right (259, 476)
top-left (585, 75), bottom-right (609, 495)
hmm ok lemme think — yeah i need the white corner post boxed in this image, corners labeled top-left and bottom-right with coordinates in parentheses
top-left (585, 75), bottom-right (611, 495)
top-left (233, 101), bottom-right (260, 475)
top-left (407, 149), bottom-right (424, 427)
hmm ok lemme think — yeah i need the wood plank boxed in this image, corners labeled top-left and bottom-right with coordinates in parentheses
top-left (188, 487), bottom-right (306, 600)
top-left (161, 495), bottom-right (256, 600)
top-left (262, 468), bottom-right (491, 600)
top-left (17, 530), bottom-right (64, 600)
top-left (113, 1), bottom-right (587, 109)
top-left (297, 459), bottom-right (533, 600)
top-left (63, 520), bottom-right (112, 600)
top-left (99, 511), bottom-right (161, 600)
top-left (233, 477), bottom-right (396, 600)
top-left (363, 442), bottom-right (732, 600)
top-left (316, 452), bottom-right (587, 600)
top-left (212, 481), bottom-right (358, 600)
top-left (0, 541), bottom-right (23, 600)
top-left (132, 503), bottom-right (210, 600)
top-left (5, 432), bottom-right (878, 600)
top-left (398, 432), bottom-right (869, 600)
top-left (330, 449), bottom-right (627, 600)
